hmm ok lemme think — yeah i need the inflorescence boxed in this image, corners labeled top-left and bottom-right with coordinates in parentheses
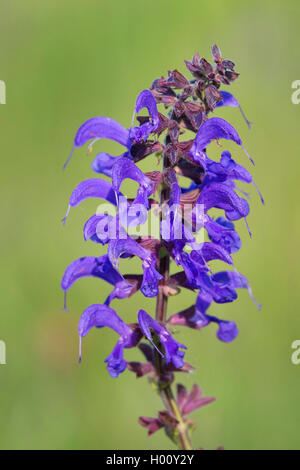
top-left (61, 45), bottom-right (263, 449)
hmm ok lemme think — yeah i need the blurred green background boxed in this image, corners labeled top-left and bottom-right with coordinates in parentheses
top-left (0, 0), bottom-right (299, 450)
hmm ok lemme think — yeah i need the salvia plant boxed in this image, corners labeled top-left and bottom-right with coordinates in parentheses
top-left (61, 45), bottom-right (263, 450)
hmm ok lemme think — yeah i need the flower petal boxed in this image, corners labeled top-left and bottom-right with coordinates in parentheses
top-left (78, 304), bottom-right (131, 339)
top-left (112, 156), bottom-right (154, 196)
top-left (78, 304), bottom-right (140, 376)
top-left (212, 271), bottom-right (261, 310)
top-left (137, 309), bottom-right (186, 368)
top-left (191, 242), bottom-right (233, 266)
top-left (216, 321), bottom-right (239, 342)
top-left (74, 117), bottom-right (129, 148)
top-left (63, 117), bottom-right (130, 169)
top-left (69, 179), bottom-right (118, 207)
top-left (193, 117), bottom-right (254, 165)
top-left (138, 416), bottom-right (164, 436)
top-left (195, 292), bottom-right (239, 342)
top-left (130, 90), bottom-right (159, 143)
top-left (108, 236), bottom-right (150, 267)
top-left (135, 90), bottom-right (159, 126)
top-left (195, 116), bottom-right (241, 149)
top-left (205, 151), bottom-right (252, 184)
top-left (181, 384), bottom-right (215, 415)
top-left (197, 182), bottom-right (249, 220)
top-left (91, 152), bottom-right (123, 177)
top-left (83, 214), bottom-right (112, 245)
top-left (205, 216), bottom-right (242, 254)
top-left (62, 255), bottom-right (123, 290)
top-left (62, 179), bottom-right (119, 225)
top-left (104, 341), bottom-right (127, 378)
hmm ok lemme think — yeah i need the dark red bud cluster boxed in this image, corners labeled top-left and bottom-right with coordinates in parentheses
top-left (143, 44), bottom-right (239, 185)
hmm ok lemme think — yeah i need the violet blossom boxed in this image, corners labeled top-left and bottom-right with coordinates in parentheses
top-left (61, 44), bottom-right (262, 450)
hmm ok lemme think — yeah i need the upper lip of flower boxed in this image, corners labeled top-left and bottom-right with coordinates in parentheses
top-left (77, 304), bottom-right (142, 376)
top-left (63, 89), bottom-right (160, 171)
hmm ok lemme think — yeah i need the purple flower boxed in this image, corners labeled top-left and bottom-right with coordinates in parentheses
top-left (129, 90), bottom-right (159, 143)
top-left (205, 216), bottom-right (242, 254)
top-left (197, 181), bottom-right (250, 221)
top-left (112, 156), bottom-right (154, 211)
top-left (191, 117), bottom-right (254, 167)
top-left (63, 90), bottom-right (159, 174)
top-left (83, 213), bottom-right (113, 245)
top-left (138, 309), bottom-right (187, 368)
top-left (62, 179), bottom-right (118, 225)
top-left (191, 242), bottom-right (233, 266)
top-left (91, 152), bottom-right (122, 178)
top-left (212, 270), bottom-right (261, 310)
top-left (61, 255), bottom-right (134, 310)
top-left (61, 45), bottom-right (263, 449)
top-left (193, 290), bottom-right (239, 342)
top-left (78, 304), bottom-right (141, 377)
top-left (203, 151), bottom-right (264, 204)
top-left (63, 116), bottom-right (130, 170)
top-left (108, 237), bottom-right (163, 298)
top-left (168, 291), bottom-right (239, 343)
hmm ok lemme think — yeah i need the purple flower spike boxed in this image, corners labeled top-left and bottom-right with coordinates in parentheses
top-left (216, 91), bottom-right (252, 129)
top-left (63, 117), bottom-right (130, 169)
top-left (78, 304), bottom-right (140, 377)
top-left (193, 117), bottom-right (254, 166)
top-left (138, 309), bottom-right (187, 368)
top-left (61, 46), bottom-right (263, 447)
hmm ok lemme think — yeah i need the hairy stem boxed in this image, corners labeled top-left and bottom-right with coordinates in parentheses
top-left (154, 155), bottom-right (193, 451)
top-left (160, 386), bottom-right (193, 450)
